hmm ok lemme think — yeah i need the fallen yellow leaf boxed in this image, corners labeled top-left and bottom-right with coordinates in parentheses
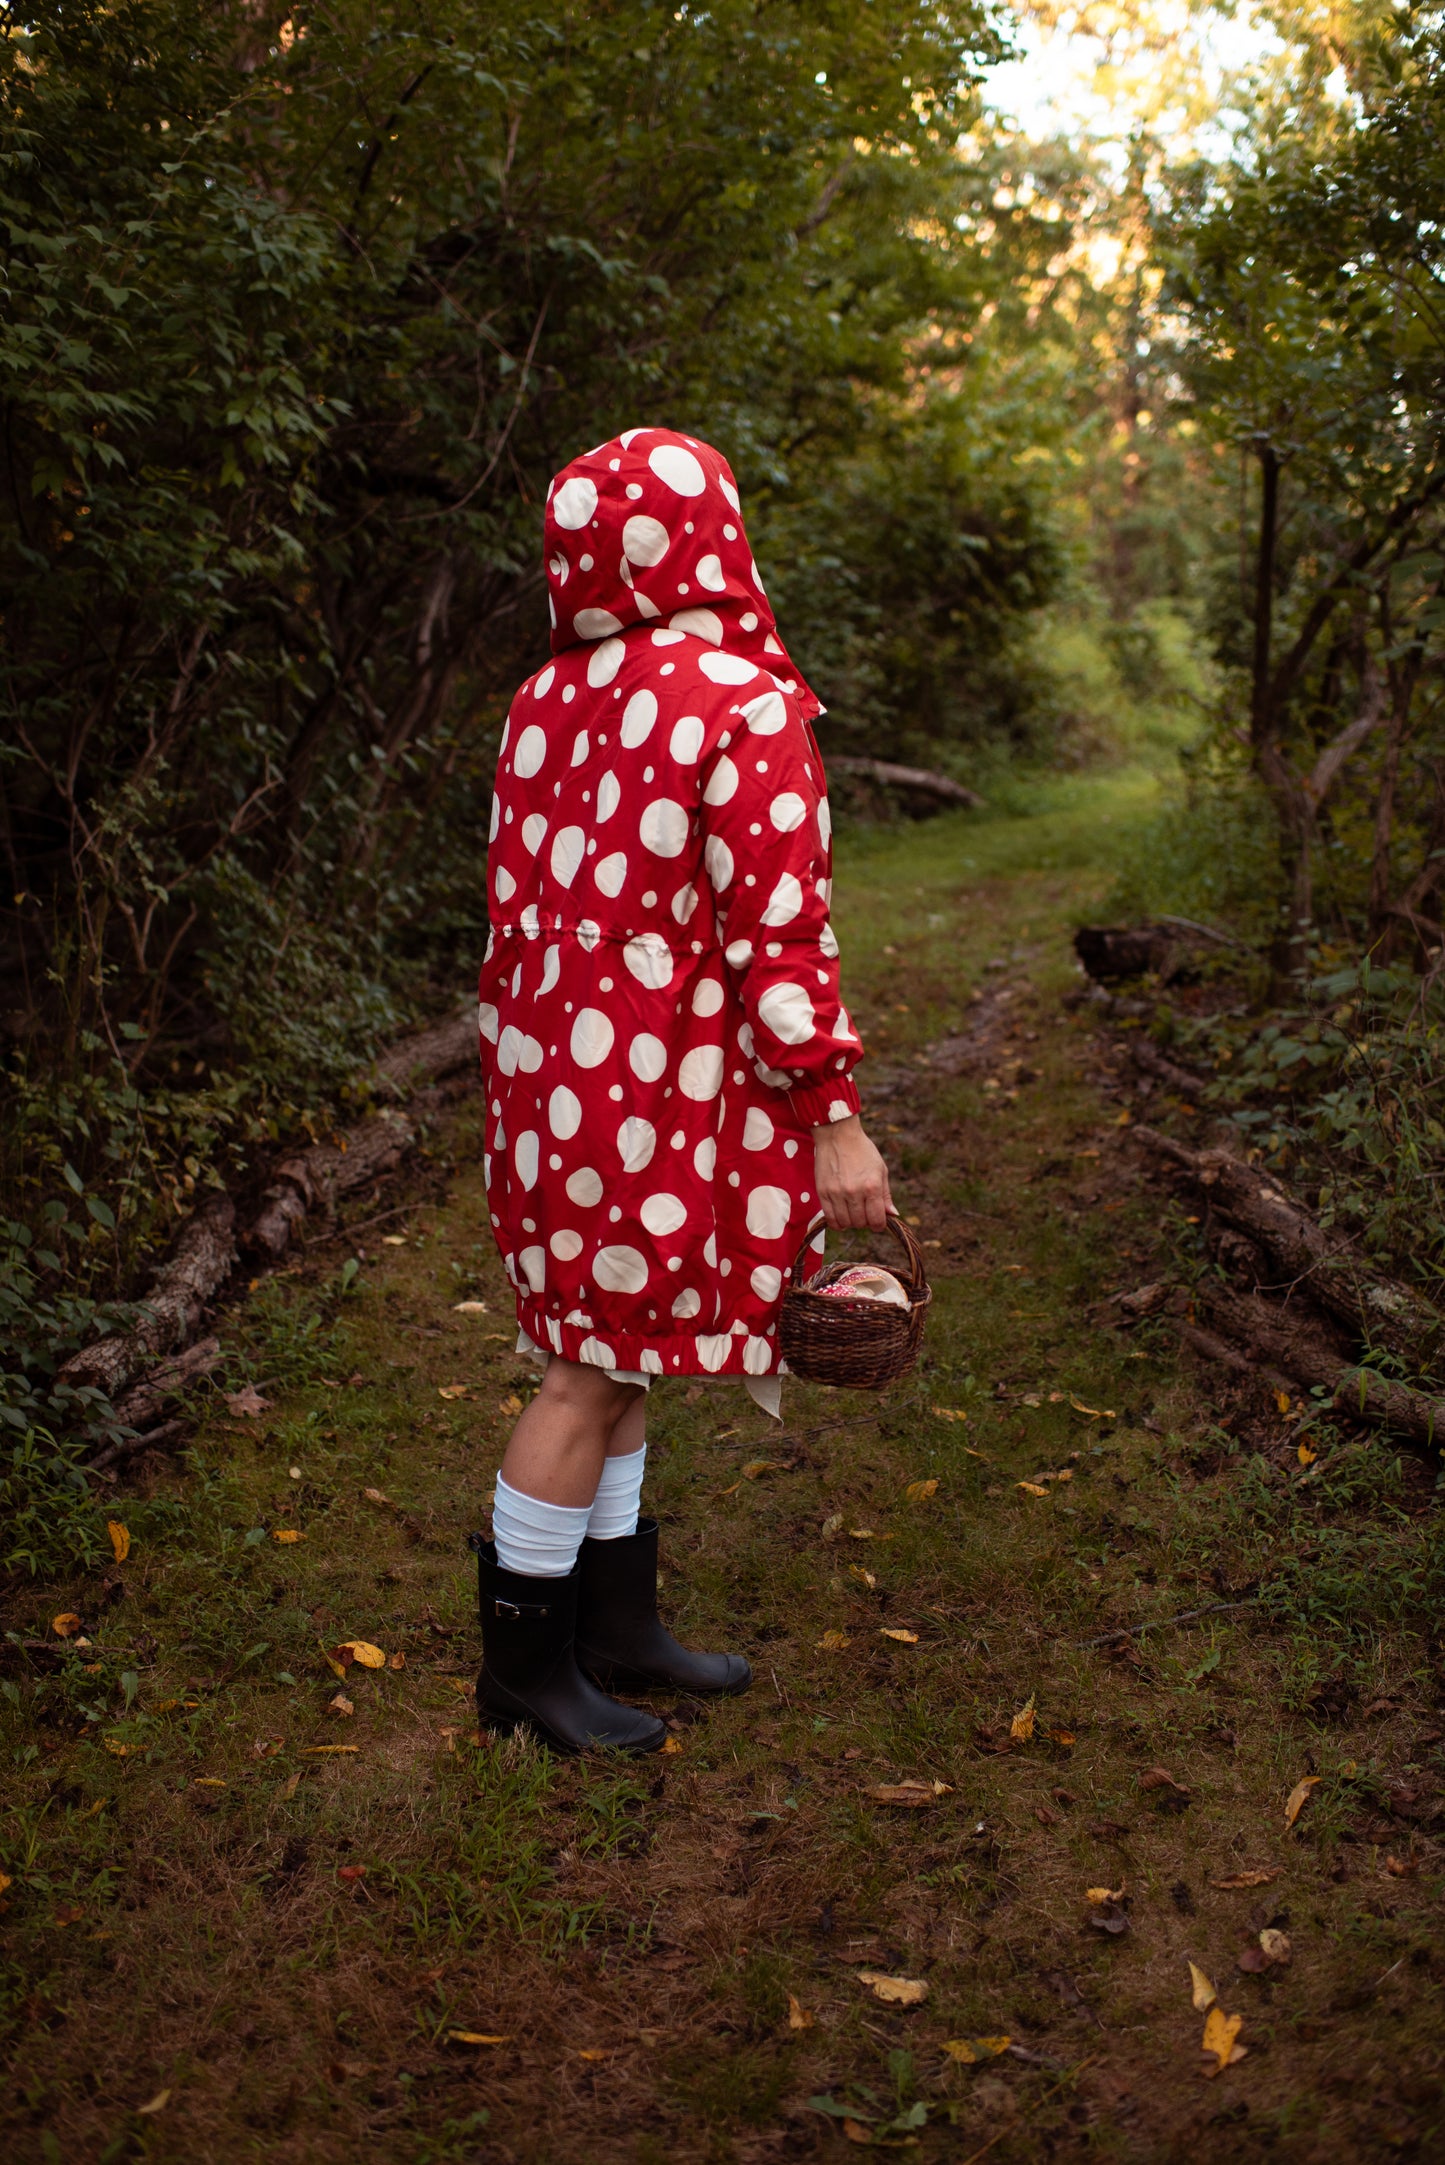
top-left (1085, 1885), bottom-right (1125, 1905)
top-left (1202, 2004), bottom-right (1247, 2075)
top-left (786, 1994), bottom-right (814, 2031)
top-left (103, 1740), bottom-right (133, 1757)
top-left (106, 1520), bottom-right (131, 1564)
top-left (866, 1780), bottom-right (952, 1807)
top-left (1284, 1774), bottom-right (1321, 1830)
top-left (445, 1677), bottom-right (473, 1697)
top-left (849, 1565), bottom-right (878, 1590)
top-left (328, 1692), bottom-right (354, 1719)
top-left (857, 1971), bottom-right (928, 2007)
top-left (1211, 1869), bottom-right (1277, 1889)
top-left (905, 1479), bottom-right (939, 1503)
top-left (942, 2036), bottom-right (1011, 2064)
top-left (272, 1529), bottom-right (303, 1544)
top-left (962, 1445), bottom-right (991, 1460)
top-left (880, 1627), bottom-right (919, 1644)
top-left (820, 1512), bottom-right (845, 1539)
top-left (849, 1527), bottom-right (876, 1540)
top-left (446, 2030), bottom-right (508, 2046)
top-left (816, 1631), bottom-right (851, 1651)
top-left (1274, 1388), bottom-right (1292, 1415)
top-left (388, 1651), bottom-right (406, 1671)
top-left (1067, 1396), bottom-right (1116, 1419)
top-left (498, 1393), bottom-right (524, 1416)
top-left (280, 1772), bottom-right (302, 1799)
top-left (438, 1384), bottom-right (470, 1401)
top-left (303, 1744), bottom-right (359, 1755)
top-left (192, 1777), bottom-right (226, 1789)
top-left (337, 1640), bottom-right (386, 1669)
top-left (1017, 1481), bottom-right (1049, 1497)
top-left (136, 2088), bottom-right (171, 2116)
top-left (52, 1614), bottom-right (82, 1638)
top-left (381, 1234), bottom-right (407, 1246)
top-left (1188, 1961), bottom-right (1217, 2012)
top-left (577, 2047), bottom-right (608, 2062)
top-left (1297, 1439), bottom-right (1318, 1466)
top-left (660, 1736), bottom-right (684, 1755)
top-left (742, 1459), bottom-right (782, 1479)
top-left (931, 1406), bottom-right (968, 1423)
top-left (362, 1487), bottom-right (393, 1507)
top-left (842, 2122), bottom-right (874, 2147)
top-left (0, 1870), bottom-right (10, 1896)
top-left (1010, 1694), bottom-right (1036, 1743)
top-left (1259, 1928), bottom-right (1292, 1965)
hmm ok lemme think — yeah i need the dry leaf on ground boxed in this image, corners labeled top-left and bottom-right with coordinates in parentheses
top-left (335, 1639), bottom-right (386, 1669)
top-left (849, 1565), bottom-right (877, 1589)
top-left (272, 1529), bottom-right (303, 1544)
top-left (51, 1614), bottom-right (82, 1638)
top-left (849, 1527), bottom-right (876, 1540)
top-left (304, 1744), bottom-right (359, 1756)
top-left (226, 1384), bottom-right (270, 1418)
top-left (452, 1301), bottom-right (490, 1313)
top-left (660, 1736), bottom-right (683, 1755)
top-left (328, 1692), bottom-right (354, 1718)
top-left (388, 1651), bottom-right (406, 1671)
top-left (192, 1777), bottom-right (226, 1789)
top-left (1017, 1481), bottom-right (1049, 1497)
top-left (1258, 1928), bottom-right (1292, 1965)
top-left (1284, 1775), bottom-right (1322, 1830)
top-left (1202, 2005), bottom-right (1247, 2075)
top-left (106, 1520), bottom-right (130, 1564)
top-left (905, 1478), bottom-right (939, 1502)
top-left (1140, 1766), bottom-right (1189, 1796)
top-left (498, 1393), bottom-right (524, 1416)
top-left (931, 1406), bottom-right (968, 1423)
top-left (1068, 1396), bottom-right (1116, 1419)
top-left (136, 2089), bottom-right (172, 2116)
top-left (438, 1384), bottom-right (470, 1401)
top-left (1010, 1694), bottom-right (1036, 1743)
top-left (866, 1780), bottom-right (952, 1808)
top-left (841, 2123), bottom-right (874, 2147)
top-left (786, 1994), bottom-right (814, 2031)
top-left (816, 1631), bottom-right (851, 1651)
top-left (1211, 1869), bottom-right (1277, 1889)
top-left (820, 1512), bottom-right (845, 1539)
top-left (1274, 1388), bottom-right (1292, 1414)
top-left (742, 1459), bottom-right (782, 1479)
top-left (1085, 1886), bottom-right (1126, 1906)
top-left (1188, 1962), bottom-right (1217, 2012)
top-left (362, 1487), bottom-right (393, 1508)
top-left (880, 1627), bottom-right (919, 1645)
top-left (941, 2037), bottom-right (1011, 2064)
top-left (447, 2030), bottom-right (507, 2046)
top-left (856, 1971), bottom-right (928, 2007)
top-left (1298, 1439), bottom-right (1318, 1466)
top-left (577, 2048), bottom-right (608, 2062)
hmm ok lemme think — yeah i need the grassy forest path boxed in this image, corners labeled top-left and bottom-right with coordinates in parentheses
top-left (5, 767), bottom-right (1443, 2164)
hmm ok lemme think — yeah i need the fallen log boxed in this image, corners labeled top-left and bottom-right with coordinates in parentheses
top-left (825, 755), bottom-right (984, 811)
top-left (56, 1192), bottom-right (237, 1405)
top-left (1128, 1040), bottom-right (1211, 1100)
top-left (1134, 1127), bottom-right (1445, 1373)
top-left (1074, 917), bottom-right (1236, 985)
top-left (245, 1105), bottom-right (420, 1261)
top-left (110, 1334), bottom-right (223, 1431)
top-left (1193, 1282), bottom-right (1445, 1448)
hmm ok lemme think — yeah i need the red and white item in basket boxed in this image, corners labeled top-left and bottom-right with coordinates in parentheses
top-left (811, 1263), bottom-right (909, 1308)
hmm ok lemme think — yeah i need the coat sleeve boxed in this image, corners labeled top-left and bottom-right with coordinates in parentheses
top-left (697, 698), bottom-right (863, 1128)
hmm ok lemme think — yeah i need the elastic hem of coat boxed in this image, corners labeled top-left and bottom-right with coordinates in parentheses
top-left (514, 1327), bottom-right (782, 1421)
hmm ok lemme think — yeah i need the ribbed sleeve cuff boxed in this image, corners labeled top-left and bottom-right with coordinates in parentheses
top-left (788, 1074), bottom-right (861, 1128)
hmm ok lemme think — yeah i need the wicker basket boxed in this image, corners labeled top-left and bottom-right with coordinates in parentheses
top-left (778, 1213), bottom-right (931, 1389)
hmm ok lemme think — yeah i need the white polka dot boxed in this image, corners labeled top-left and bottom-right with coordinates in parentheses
top-left (587, 638), bottom-right (625, 687)
top-left (517, 1034), bottom-right (543, 1074)
top-left (594, 1245), bottom-right (649, 1293)
top-left (519, 1245), bottom-right (546, 1291)
top-left (478, 1001), bottom-right (499, 1044)
top-left (699, 651), bottom-right (758, 685)
top-left (622, 513), bottom-right (670, 565)
top-left (762, 872), bottom-right (803, 926)
top-left (574, 607), bottom-right (623, 640)
top-left (744, 1335), bottom-right (774, 1373)
top-left (629, 1032), bottom-right (668, 1082)
top-left (621, 689), bottom-right (658, 747)
top-left (521, 812), bottom-right (548, 855)
top-left (725, 937), bottom-right (753, 967)
top-left (570, 729), bottom-right (590, 766)
top-left (594, 851), bottom-right (628, 897)
top-left (671, 607), bottom-right (724, 645)
top-left (704, 1233), bottom-right (718, 1267)
top-left (703, 755), bottom-right (738, 806)
top-left (566, 1166), bottom-right (604, 1207)
top-left (678, 1045), bottom-right (724, 1100)
top-left (742, 689), bottom-right (787, 735)
top-left (696, 552), bottom-right (727, 593)
top-left (671, 1287), bottom-right (701, 1320)
top-left (550, 825), bottom-right (586, 887)
top-left (640, 799), bottom-right (689, 857)
top-left (552, 475), bottom-right (597, 529)
top-left (496, 1023), bottom-right (522, 1075)
top-left (758, 981), bottom-right (816, 1044)
top-left (578, 1335), bottom-right (616, 1367)
top-left (514, 1131), bottom-right (540, 1190)
top-left (743, 1107), bottom-right (775, 1151)
top-left (594, 771), bottom-right (621, 824)
top-left (695, 1332), bottom-right (731, 1372)
top-left (617, 1117), bottom-right (656, 1173)
top-left (640, 1192), bottom-right (686, 1237)
top-left (693, 1137), bottom-right (717, 1179)
top-left (570, 1008), bottom-right (615, 1066)
top-left (691, 977), bottom-right (724, 1016)
top-left (770, 792), bottom-right (807, 832)
top-left (624, 934), bottom-right (674, 989)
top-left (750, 1264), bottom-right (782, 1302)
top-left (550, 1229), bottom-right (584, 1262)
top-left (750, 557), bottom-right (766, 593)
top-left (577, 918), bottom-right (602, 952)
top-left (549, 551), bottom-right (569, 585)
top-left (740, 609), bottom-right (757, 629)
top-left (669, 713), bottom-right (705, 763)
top-left (648, 442), bottom-right (706, 496)
top-left (745, 1185), bottom-right (791, 1240)
top-left (513, 724), bottom-right (547, 778)
top-left (719, 475), bottom-right (741, 511)
top-left (534, 663), bottom-right (556, 698)
top-left (549, 1086), bottom-right (582, 1139)
top-left (818, 796), bottom-right (832, 847)
top-left (488, 795), bottom-right (501, 842)
top-left (671, 883), bottom-right (699, 924)
top-left (704, 836), bottom-right (734, 890)
top-left (820, 922), bottom-right (839, 958)
top-left (540, 946), bottom-right (561, 995)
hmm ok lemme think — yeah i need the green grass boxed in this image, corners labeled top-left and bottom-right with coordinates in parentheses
top-left (2, 766), bottom-right (1442, 2162)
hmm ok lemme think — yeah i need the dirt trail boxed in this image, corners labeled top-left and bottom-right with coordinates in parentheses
top-left (3, 770), bottom-right (1442, 2163)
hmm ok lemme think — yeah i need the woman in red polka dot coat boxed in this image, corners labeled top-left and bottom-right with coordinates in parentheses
top-left (472, 427), bottom-right (892, 1753)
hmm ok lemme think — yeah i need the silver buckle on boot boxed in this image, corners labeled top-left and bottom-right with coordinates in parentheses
top-left (493, 1597), bottom-right (550, 1619)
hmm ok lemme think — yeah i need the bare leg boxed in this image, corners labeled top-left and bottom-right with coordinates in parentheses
top-left (499, 1359), bottom-right (643, 1507)
top-left (607, 1391), bottom-right (647, 1460)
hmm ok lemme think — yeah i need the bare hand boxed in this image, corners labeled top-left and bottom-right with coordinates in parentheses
top-left (812, 1114), bottom-right (893, 1231)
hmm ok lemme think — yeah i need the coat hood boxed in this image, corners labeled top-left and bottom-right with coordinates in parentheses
top-left (543, 426), bottom-right (821, 723)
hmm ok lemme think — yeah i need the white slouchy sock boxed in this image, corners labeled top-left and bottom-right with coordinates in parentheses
top-left (492, 1474), bottom-right (591, 1578)
top-left (585, 1443), bottom-right (647, 1541)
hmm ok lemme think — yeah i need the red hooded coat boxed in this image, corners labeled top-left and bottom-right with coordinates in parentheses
top-left (477, 428), bottom-right (864, 1381)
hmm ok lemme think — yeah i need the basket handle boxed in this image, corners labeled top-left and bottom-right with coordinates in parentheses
top-left (787, 1210), bottom-right (929, 1297)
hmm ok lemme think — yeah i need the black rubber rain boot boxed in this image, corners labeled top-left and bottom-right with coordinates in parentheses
top-left (575, 1519), bottom-right (752, 1697)
top-left (469, 1535), bottom-right (666, 1755)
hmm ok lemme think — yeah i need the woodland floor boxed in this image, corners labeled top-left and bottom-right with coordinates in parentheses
top-left (3, 766), bottom-right (1444, 2164)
